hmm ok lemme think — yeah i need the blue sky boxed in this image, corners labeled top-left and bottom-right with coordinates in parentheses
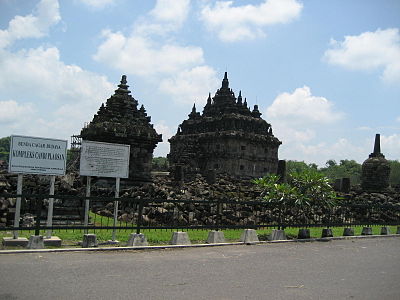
top-left (0, 0), bottom-right (399, 166)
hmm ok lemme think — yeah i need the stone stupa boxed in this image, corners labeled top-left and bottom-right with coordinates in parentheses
top-left (361, 134), bottom-right (391, 191)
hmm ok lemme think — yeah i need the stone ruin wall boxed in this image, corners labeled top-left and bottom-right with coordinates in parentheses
top-left (1, 170), bottom-right (399, 228)
top-left (197, 136), bottom-right (279, 178)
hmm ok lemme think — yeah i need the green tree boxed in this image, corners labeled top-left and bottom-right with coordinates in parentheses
top-left (0, 136), bottom-right (11, 162)
top-left (152, 156), bottom-right (169, 171)
top-left (320, 159), bottom-right (362, 185)
top-left (389, 160), bottom-right (400, 186)
top-left (286, 160), bottom-right (319, 175)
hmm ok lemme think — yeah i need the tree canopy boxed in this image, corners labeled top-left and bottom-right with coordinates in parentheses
top-left (0, 136), bottom-right (10, 162)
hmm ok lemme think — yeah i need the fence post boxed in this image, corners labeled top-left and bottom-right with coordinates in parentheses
top-left (84, 176), bottom-right (91, 234)
top-left (216, 198), bottom-right (221, 231)
top-left (46, 175), bottom-right (56, 238)
top-left (34, 196), bottom-right (42, 236)
top-left (111, 177), bottom-right (120, 242)
top-left (136, 199), bottom-right (144, 235)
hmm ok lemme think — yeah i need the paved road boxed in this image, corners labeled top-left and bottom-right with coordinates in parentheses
top-left (0, 237), bottom-right (399, 300)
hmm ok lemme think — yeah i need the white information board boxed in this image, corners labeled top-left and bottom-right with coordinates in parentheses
top-left (8, 135), bottom-right (67, 175)
top-left (79, 140), bottom-right (130, 178)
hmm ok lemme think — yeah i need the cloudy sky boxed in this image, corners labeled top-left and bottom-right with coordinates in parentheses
top-left (0, 0), bottom-right (399, 166)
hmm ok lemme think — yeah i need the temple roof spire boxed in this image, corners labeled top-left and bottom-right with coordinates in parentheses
top-left (115, 74), bottom-right (131, 95)
top-left (237, 90), bottom-right (243, 105)
top-left (222, 72), bottom-right (229, 89)
top-left (370, 133), bottom-right (384, 158)
top-left (189, 103), bottom-right (200, 119)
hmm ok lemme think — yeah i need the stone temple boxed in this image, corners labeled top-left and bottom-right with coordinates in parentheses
top-left (80, 75), bottom-right (162, 183)
top-left (168, 72), bottom-right (281, 180)
top-left (361, 134), bottom-right (391, 191)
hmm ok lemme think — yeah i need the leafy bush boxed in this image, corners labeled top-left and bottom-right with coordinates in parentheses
top-left (253, 170), bottom-right (336, 208)
top-left (253, 171), bottom-right (337, 228)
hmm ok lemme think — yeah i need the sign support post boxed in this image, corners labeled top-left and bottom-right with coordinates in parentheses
top-left (46, 175), bottom-right (56, 238)
top-left (84, 176), bottom-right (91, 234)
top-left (111, 177), bottom-right (120, 242)
top-left (13, 174), bottom-right (23, 239)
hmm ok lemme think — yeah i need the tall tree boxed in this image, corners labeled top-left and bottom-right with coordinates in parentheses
top-left (389, 160), bottom-right (400, 186)
top-left (0, 136), bottom-right (10, 162)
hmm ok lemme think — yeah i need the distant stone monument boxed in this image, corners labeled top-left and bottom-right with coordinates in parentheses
top-left (361, 134), bottom-right (391, 191)
top-left (80, 75), bottom-right (162, 183)
top-left (168, 72), bottom-right (281, 180)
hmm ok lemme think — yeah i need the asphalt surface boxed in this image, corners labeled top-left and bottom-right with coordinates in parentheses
top-left (0, 237), bottom-right (399, 300)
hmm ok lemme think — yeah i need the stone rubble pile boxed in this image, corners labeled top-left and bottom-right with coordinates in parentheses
top-left (0, 170), bottom-right (399, 227)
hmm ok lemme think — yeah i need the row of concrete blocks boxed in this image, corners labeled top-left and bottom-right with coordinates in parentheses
top-left (17, 229), bottom-right (262, 249)
top-left (297, 226), bottom-right (397, 239)
top-left (81, 229), bottom-right (261, 248)
top-left (4, 226), bottom-right (400, 249)
top-left (80, 226), bottom-right (400, 247)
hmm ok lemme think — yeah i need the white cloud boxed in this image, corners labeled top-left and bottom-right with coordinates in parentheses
top-left (94, 0), bottom-right (219, 105)
top-left (200, 0), bottom-right (302, 42)
top-left (0, 45), bottom-right (114, 140)
top-left (324, 28), bottom-right (400, 83)
top-left (159, 66), bottom-right (219, 104)
top-left (293, 138), bottom-right (367, 166)
top-left (0, 47), bottom-right (113, 105)
top-left (94, 31), bottom-right (204, 76)
top-left (0, 100), bottom-right (35, 124)
top-left (381, 134), bottom-right (400, 159)
top-left (266, 86), bottom-right (343, 124)
top-left (0, 0), bottom-right (114, 141)
top-left (135, 0), bottom-right (191, 36)
top-left (154, 120), bottom-right (174, 156)
top-left (265, 86), bottom-right (347, 166)
top-left (0, 0), bottom-right (60, 48)
top-left (150, 0), bottom-right (190, 24)
top-left (78, 0), bottom-right (115, 9)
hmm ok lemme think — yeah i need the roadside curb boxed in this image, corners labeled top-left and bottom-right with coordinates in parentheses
top-left (1, 234), bottom-right (399, 255)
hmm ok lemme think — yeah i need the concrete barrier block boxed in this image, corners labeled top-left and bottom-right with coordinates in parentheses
top-left (240, 229), bottom-right (259, 244)
top-left (170, 232), bottom-right (191, 245)
top-left (343, 227), bottom-right (354, 236)
top-left (297, 229), bottom-right (310, 239)
top-left (82, 234), bottom-right (98, 248)
top-left (321, 228), bottom-right (333, 238)
top-left (206, 231), bottom-right (226, 244)
top-left (2, 237), bottom-right (29, 247)
top-left (361, 227), bottom-right (373, 235)
top-left (27, 235), bottom-right (44, 249)
top-left (127, 233), bottom-right (148, 246)
top-left (44, 236), bottom-right (62, 247)
top-left (269, 229), bottom-right (287, 241)
top-left (380, 227), bottom-right (390, 235)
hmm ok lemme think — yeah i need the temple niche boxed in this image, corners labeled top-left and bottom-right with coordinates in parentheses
top-left (168, 72), bottom-right (281, 180)
top-left (80, 75), bottom-right (162, 183)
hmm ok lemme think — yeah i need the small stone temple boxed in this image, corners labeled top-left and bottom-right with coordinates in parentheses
top-left (361, 134), bottom-right (391, 191)
top-left (168, 72), bottom-right (281, 179)
top-left (80, 75), bottom-right (162, 183)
